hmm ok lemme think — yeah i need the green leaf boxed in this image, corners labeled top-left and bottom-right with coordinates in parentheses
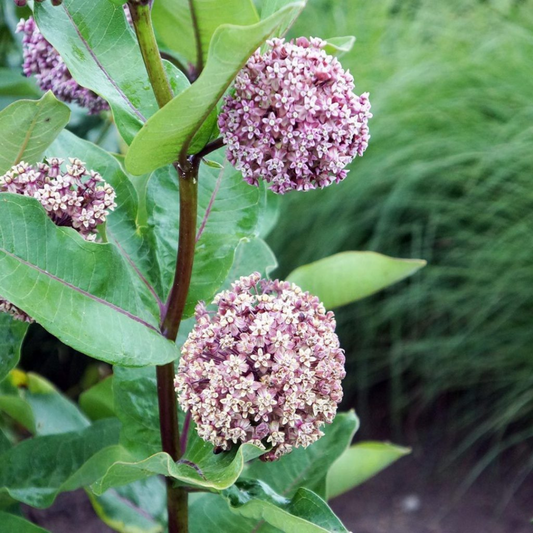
top-left (189, 493), bottom-right (260, 533)
top-left (0, 512), bottom-right (51, 533)
top-left (88, 477), bottom-right (166, 533)
top-left (220, 237), bottom-right (278, 290)
top-left (0, 419), bottom-right (120, 508)
top-left (145, 151), bottom-right (268, 316)
top-left (0, 315), bottom-right (28, 383)
top-left (0, 67), bottom-right (40, 98)
top-left (79, 377), bottom-right (116, 421)
top-left (323, 36), bottom-right (356, 57)
top-left (22, 372), bottom-right (90, 435)
top-left (33, 1), bottom-right (167, 144)
top-left (153, 0), bottom-right (259, 66)
top-left (0, 92), bottom-right (70, 174)
top-left (223, 481), bottom-right (348, 533)
top-left (92, 441), bottom-right (264, 494)
top-left (287, 252), bottom-right (427, 309)
top-left (125, 2), bottom-right (305, 174)
top-left (326, 441), bottom-right (410, 500)
top-left (113, 366), bottom-right (161, 457)
top-left (244, 411), bottom-right (358, 499)
top-left (0, 194), bottom-right (178, 367)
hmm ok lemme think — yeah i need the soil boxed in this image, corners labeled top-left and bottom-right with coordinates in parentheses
top-left (25, 452), bottom-right (533, 533)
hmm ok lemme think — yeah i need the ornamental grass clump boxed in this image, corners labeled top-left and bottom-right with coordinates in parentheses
top-left (17, 18), bottom-right (109, 114)
top-left (218, 37), bottom-right (372, 194)
top-left (175, 272), bottom-right (346, 461)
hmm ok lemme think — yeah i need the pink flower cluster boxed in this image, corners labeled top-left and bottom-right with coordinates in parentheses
top-left (17, 18), bottom-right (109, 115)
top-left (218, 37), bottom-right (372, 194)
top-left (175, 273), bottom-right (345, 461)
top-left (0, 158), bottom-right (116, 323)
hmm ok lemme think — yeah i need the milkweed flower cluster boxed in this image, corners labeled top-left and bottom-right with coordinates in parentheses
top-left (16, 18), bottom-right (109, 115)
top-left (175, 272), bottom-right (345, 461)
top-left (218, 37), bottom-right (372, 194)
top-left (0, 159), bottom-right (117, 323)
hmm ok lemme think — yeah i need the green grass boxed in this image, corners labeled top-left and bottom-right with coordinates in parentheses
top-left (271, 0), bottom-right (533, 463)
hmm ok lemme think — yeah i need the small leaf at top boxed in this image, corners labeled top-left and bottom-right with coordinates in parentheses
top-left (0, 92), bottom-right (69, 175)
top-left (323, 36), bottom-right (356, 57)
top-left (125, 2), bottom-right (306, 175)
top-left (287, 251), bottom-right (427, 309)
top-left (153, 0), bottom-right (259, 66)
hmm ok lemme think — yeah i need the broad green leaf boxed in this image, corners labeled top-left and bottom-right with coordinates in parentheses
top-left (220, 237), bottom-right (278, 291)
top-left (0, 315), bottom-right (28, 383)
top-left (125, 2), bottom-right (305, 174)
top-left (113, 366), bottom-right (161, 457)
top-left (88, 477), bottom-right (166, 533)
top-left (323, 36), bottom-right (356, 57)
top-left (0, 419), bottom-right (120, 508)
top-left (79, 376), bottom-right (115, 421)
top-left (0, 67), bottom-right (40, 98)
top-left (189, 493), bottom-right (261, 533)
top-left (287, 252), bottom-right (427, 309)
top-left (0, 429), bottom-right (11, 455)
top-left (0, 194), bottom-right (178, 366)
top-left (33, 1), bottom-right (179, 144)
top-left (0, 371), bottom-right (89, 435)
top-left (244, 411), bottom-right (358, 499)
top-left (326, 441), bottom-right (410, 500)
top-left (223, 481), bottom-right (348, 533)
top-left (0, 92), bottom-right (70, 174)
top-left (153, 0), bottom-right (259, 66)
top-left (92, 441), bottom-right (264, 494)
top-left (0, 512), bottom-right (51, 533)
top-left (145, 150), bottom-right (268, 316)
top-left (22, 372), bottom-right (90, 435)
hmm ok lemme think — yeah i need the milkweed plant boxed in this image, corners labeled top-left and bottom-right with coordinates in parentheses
top-left (0, 1), bottom-right (425, 532)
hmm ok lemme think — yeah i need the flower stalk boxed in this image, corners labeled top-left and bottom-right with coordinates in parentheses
top-left (128, 2), bottom-right (193, 531)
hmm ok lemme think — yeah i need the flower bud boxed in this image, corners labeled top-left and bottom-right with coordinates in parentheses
top-left (219, 37), bottom-right (372, 194)
top-left (175, 273), bottom-right (346, 461)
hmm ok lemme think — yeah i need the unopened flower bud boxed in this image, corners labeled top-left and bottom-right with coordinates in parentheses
top-left (14, 0), bottom-right (28, 7)
top-left (175, 273), bottom-right (346, 461)
top-left (219, 37), bottom-right (372, 194)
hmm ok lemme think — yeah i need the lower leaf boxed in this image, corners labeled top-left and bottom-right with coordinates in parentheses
top-left (0, 419), bottom-right (120, 508)
top-left (223, 481), bottom-right (348, 533)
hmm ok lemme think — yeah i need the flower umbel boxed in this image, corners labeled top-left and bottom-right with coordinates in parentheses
top-left (17, 18), bottom-right (109, 114)
top-left (0, 159), bottom-right (117, 322)
top-left (175, 272), bottom-right (346, 461)
top-left (218, 37), bottom-right (372, 194)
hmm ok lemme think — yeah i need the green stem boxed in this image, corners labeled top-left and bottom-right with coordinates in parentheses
top-left (129, 2), bottom-right (174, 108)
top-left (188, 0), bottom-right (204, 76)
top-left (128, 3), bottom-right (190, 532)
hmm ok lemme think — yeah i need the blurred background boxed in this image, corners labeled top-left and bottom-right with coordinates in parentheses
top-left (1, 0), bottom-right (533, 531)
